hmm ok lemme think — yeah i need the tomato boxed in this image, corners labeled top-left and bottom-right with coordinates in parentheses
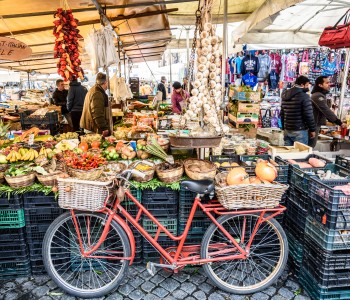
top-left (106, 146), bottom-right (115, 152)
top-left (91, 141), bottom-right (101, 149)
top-left (78, 142), bottom-right (89, 152)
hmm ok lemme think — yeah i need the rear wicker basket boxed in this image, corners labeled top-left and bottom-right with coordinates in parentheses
top-left (67, 167), bottom-right (103, 181)
top-left (155, 162), bottom-right (183, 183)
top-left (184, 158), bottom-right (216, 180)
top-left (215, 172), bottom-right (288, 210)
top-left (36, 171), bottom-right (62, 187)
top-left (5, 173), bottom-right (36, 188)
top-left (129, 161), bottom-right (155, 182)
top-left (57, 177), bottom-right (114, 211)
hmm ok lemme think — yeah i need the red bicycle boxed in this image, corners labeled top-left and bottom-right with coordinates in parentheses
top-left (42, 163), bottom-right (288, 298)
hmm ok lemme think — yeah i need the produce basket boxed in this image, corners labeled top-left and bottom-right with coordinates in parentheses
top-left (184, 158), bottom-right (216, 180)
top-left (67, 167), bottom-right (103, 181)
top-left (169, 136), bottom-right (222, 148)
top-left (156, 161), bottom-right (183, 183)
top-left (36, 171), bottom-right (62, 187)
top-left (129, 161), bottom-right (155, 182)
top-left (104, 162), bottom-right (127, 174)
top-left (215, 172), bottom-right (288, 209)
top-left (5, 173), bottom-right (36, 188)
top-left (57, 177), bottom-right (114, 211)
top-left (79, 133), bottom-right (102, 143)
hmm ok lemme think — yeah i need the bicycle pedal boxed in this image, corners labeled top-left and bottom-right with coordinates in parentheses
top-left (146, 262), bottom-right (157, 276)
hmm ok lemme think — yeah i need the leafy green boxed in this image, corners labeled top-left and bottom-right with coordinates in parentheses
top-left (0, 183), bottom-right (56, 199)
top-left (130, 177), bottom-right (189, 190)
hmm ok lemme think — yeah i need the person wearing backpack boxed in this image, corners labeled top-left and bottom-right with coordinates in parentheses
top-left (280, 76), bottom-right (316, 146)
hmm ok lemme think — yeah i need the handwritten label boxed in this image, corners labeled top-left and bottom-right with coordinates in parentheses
top-left (28, 134), bottom-right (34, 146)
top-left (0, 37), bottom-right (32, 61)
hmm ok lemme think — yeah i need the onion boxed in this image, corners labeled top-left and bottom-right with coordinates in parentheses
top-left (227, 168), bottom-right (249, 185)
top-left (255, 160), bottom-right (277, 183)
top-left (249, 177), bottom-right (262, 184)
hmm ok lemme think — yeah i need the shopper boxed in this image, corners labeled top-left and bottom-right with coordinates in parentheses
top-left (182, 77), bottom-right (193, 93)
top-left (171, 81), bottom-right (189, 114)
top-left (281, 76), bottom-right (316, 146)
top-left (80, 73), bottom-right (110, 136)
top-left (67, 78), bottom-right (88, 132)
top-left (52, 79), bottom-right (68, 115)
top-left (157, 76), bottom-right (167, 101)
top-left (309, 76), bottom-right (347, 147)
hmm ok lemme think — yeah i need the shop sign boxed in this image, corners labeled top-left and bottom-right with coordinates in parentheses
top-left (0, 37), bottom-right (32, 61)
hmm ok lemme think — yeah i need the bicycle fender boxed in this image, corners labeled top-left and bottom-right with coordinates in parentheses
top-left (113, 214), bottom-right (135, 265)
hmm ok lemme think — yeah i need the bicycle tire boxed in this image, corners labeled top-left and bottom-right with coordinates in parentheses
top-left (200, 213), bottom-right (288, 294)
top-left (42, 211), bottom-right (131, 299)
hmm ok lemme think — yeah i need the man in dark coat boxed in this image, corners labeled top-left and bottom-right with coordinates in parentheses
top-left (157, 76), bottom-right (167, 101)
top-left (52, 79), bottom-right (68, 115)
top-left (309, 76), bottom-right (347, 147)
top-left (80, 73), bottom-right (110, 136)
top-left (281, 76), bottom-right (316, 146)
top-left (67, 78), bottom-right (88, 132)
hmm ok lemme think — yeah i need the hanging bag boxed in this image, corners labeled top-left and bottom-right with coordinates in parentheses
top-left (299, 50), bottom-right (309, 75)
top-left (261, 109), bottom-right (272, 128)
top-left (319, 9), bottom-right (350, 49)
top-left (270, 109), bottom-right (279, 128)
top-left (277, 109), bottom-right (283, 129)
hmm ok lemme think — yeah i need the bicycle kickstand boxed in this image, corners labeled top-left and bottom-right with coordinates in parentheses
top-left (146, 261), bottom-right (176, 276)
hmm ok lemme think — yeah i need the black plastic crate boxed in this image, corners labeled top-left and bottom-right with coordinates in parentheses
top-left (25, 224), bottom-right (50, 242)
top-left (178, 218), bottom-right (210, 236)
top-left (30, 258), bottom-right (46, 274)
top-left (0, 258), bottom-right (31, 279)
top-left (143, 238), bottom-right (177, 262)
top-left (209, 155), bottom-right (240, 171)
top-left (336, 155), bottom-right (350, 170)
top-left (285, 196), bottom-right (308, 232)
top-left (305, 216), bottom-right (350, 251)
top-left (27, 241), bottom-right (43, 257)
top-left (143, 202), bottom-right (177, 217)
top-left (287, 187), bottom-right (310, 210)
top-left (20, 110), bottom-right (59, 126)
top-left (0, 242), bottom-right (28, 260)
top-left (142, 187), bottom-right (178, 204)
top-left (23, 192), bottom-right (58, 209)
top-left (0, 194), bottom-right (22, 209)
top-left (0, 227), bottom-right (26, 243)
top-left (179, 201), bottom-right (206, 219)
top-left (24, 207), bottom-right (64, 225)
top-left (304, 236), bottom-right (350, 271)
top-left (284, 215), bottom-right (305, 242)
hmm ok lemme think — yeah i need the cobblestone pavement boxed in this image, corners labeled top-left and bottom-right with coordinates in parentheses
top-left (0, 265), bottom-right (310, 300)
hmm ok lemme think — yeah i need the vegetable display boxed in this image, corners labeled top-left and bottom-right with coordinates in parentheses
top-left (63, 151), bottom-right (106, 170)
top-left (53, 8), bottom-right (84, 81)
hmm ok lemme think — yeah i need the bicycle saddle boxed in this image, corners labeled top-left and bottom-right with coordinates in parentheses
top-left (181, 179), bottom-right (215, 194)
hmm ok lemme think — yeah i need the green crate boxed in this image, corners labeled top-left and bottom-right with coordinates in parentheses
top-left (0, 259), bottom-right (31, 278)
top-left (300, 268), bottom-right (350, 300)
top-left (142, 218), bottom-right (177, 237)
top-left (124, 188), bottom-right (141, 205)
top-left (287, 233), bottom-right (303, 263)
top-left (0, 209), bottom-right (25, 228)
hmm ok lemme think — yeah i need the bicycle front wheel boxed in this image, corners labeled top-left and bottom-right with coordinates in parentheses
top-left (201, 213), bottom-right (288, 294)
top-left (42, 211), bottom-right (131, 299)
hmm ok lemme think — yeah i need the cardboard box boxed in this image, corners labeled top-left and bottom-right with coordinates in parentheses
top-left (268, 142), bottom-right (313, 160)
top-left (234, 91), bottom-right (261, 101)
top-left (237, 102), bottom-right (260, 114)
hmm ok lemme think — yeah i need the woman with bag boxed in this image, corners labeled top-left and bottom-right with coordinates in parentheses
top-left (171, 81), bottom-right (190, 114)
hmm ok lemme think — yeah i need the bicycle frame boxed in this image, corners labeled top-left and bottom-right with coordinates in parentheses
top-left (71, 189), bottom-right (286, 268)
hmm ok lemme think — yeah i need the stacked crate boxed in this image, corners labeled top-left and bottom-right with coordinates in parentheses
top-left (142, 187), bottom-right (178, 262)
top-left (0, 194), bottom-right (30, 278)
top-left (300, 175), bottom-right (350, 299)
top-left (121, 187), bottom-right (143, 264)
top-left (23, 192), bottom-right (64, 274)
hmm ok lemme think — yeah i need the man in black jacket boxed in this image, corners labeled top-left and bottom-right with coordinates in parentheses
top-left (52, 79), bottom-right (68, 114)
top-left (281, 76), bottom-right (316, 146)
top-left (157, 76), bottom-right (167, 101)
top-left (67, 78), bottom-right (88, 132)
top-left (309, 76), bottom-right (347, 147)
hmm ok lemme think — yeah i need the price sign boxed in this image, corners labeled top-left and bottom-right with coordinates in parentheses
top-left (0, 37), bottom-right (32, 61)
top-left (28, 134), bottom-right (34, 146)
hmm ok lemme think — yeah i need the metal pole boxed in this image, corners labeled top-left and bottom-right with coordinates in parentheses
top-left (169, 49), bottom-right (172, 94)
top-left (117, 41), bottom-right (122, 77)
top-left (339, 48), bottom-right (350, 120)
top-left (221, 0), bottom-right (228, 94)
top-left (186, 26), bottom-right (190, 91)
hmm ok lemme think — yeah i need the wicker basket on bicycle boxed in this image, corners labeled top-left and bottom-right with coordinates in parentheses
top-left (184, 158), bottom-right (216, 180)
top-left (215, 172), bottom-right (288, 210)
top-left (129, 160), bottom-right (155, 182)
top-left (57, 177), bottom-right (114, 211)
top-left (155, 161), bottom-right (183, 183)
top-left (67, 166), bottom-right (104, 181)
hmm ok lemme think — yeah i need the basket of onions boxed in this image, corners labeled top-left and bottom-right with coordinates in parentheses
top-left (215, 160), bottom-right (288, 209)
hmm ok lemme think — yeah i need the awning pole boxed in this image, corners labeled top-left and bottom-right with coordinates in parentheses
top-left (221, 0), bottom-right (228, 96)
top-left (186, 27), bottom-right (190, 87)
top-left (169, 49), bottom-right (172, 91)
top-left (339, 48), bottom-right (350, 120)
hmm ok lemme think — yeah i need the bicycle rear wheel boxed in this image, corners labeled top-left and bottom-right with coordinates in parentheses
top-left (42, 211), bottom-right (131, 299)
top-left (201, 213), bottom-right (288, 294)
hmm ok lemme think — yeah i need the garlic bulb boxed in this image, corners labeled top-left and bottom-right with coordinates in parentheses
top-left (201, 38), bottom-right (210, 47)
top-left (196, 72), bottom-right (204, 80)
top-left (201, 31), bottom-right (208, 39)
top-left (193, 80), bottom-right (201, 88)
top-left (215, 83), bottom-right (222, 91)
top-left (211, 36), bottom-right (219, 45)
top-left (198, 64), bottom-right (206, 72)
top-left (201, 47), bottom-right (209, 56)
top-left (209, 72), bottom-right (216, 80)
top-left (204, 22), bottom-right (212, 31)
top-left (191, 88), bottom-right (199, 96)
top-left (210, 80), bottom-right (216, 88)
top-left (199, 56), bottom-right (207, 64)
top-left (209, 63), bottom-right (216, 71)
top-left (198, 91), bottom-right (204, 98)
top-left (203, 69), bottom-right (210, 77)
top-left (215, 68), bottom-right (221, 75)
top-left (215, 75), bottom-right (221, 83)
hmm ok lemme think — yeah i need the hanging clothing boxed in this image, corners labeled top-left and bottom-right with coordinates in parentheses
top-left (241, 55), bottom-right (260, 76)
top-left (269, 53), bottom-right (282, 74)
top-left (280, 53), bottom-right (287, 82)
top-left (258, 54), bottom-right (271, 80)
top-left (285, 53), bottom-right (298, 82)
top-left (269, 71), bottom-right (279, 90)
top-left (242, 73), bottom-right (258, 88)
top-left (235, 56), bottom-right (244, 74)
top-left (322, 56), bottom-right (337, 77)
top-left (228, 57), bottom-right (235, 74)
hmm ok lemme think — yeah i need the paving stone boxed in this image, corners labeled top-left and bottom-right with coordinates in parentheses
top-left (264, 286), bottom-right (277, 296)
top-left (158, 270), bottom-right (173, 278)
top-left (143, 294), bottom-right (160, 300)
top-left (163, 296), bottom-right (177, 300)
top-left (198, 282), bottom-right (214, 294)
top-left (33, 275), bottom-right (51, 285)
top-left (128, 289), bottom-right (145, 300)
top-left (188, 274), bottom-right (206, 285)
top-left (160, 278), bottom-right (180, 293)
top-left (173, 273), bottom-right (190, 283)
top-left (4, 292), bottom-right (19, 300)
top-left (139, 270), bottom-right (152, 280)
top-left (208, 292), bottom-right (225, 300)
top-left (32, 285), bottom-right (50, 298)
top-left (39, 297), bottom-right (53, 300)
top-left (193, 290), bottom-right (206, 300)
top-left (295, 295), bottom-right (311, 300)
top-left (118, 283), bottom-right (134, 296)
top-left (251, 292), bottom-right (269, 300)
top-left (229, 295), bottom-right (246, 300)
top-left (105, 294), bottom-right (124, 300)
top-left (141, 281), bottom-right (156, 293)
top-left (271, 296), bottom-right (285, 300)
top-left (152, 287), bottom-right (169, 298)
top-left (184, 297), bottom-right (196, 300)
top-left (15, 277), bottom-right (29, 284)
top-left (172, 289), bottom-right (188, 299)
top-left (3, 282), bottom-right (16, 290)
top-left (150, 274), bottom-right (165, 285)
top-left (46, 280), bottom-right (58, 290)
top-left (129, 276), bottom-right (145, 288)
top-left (285, 279), bottom-right (300, 291)
top-left (278, 287), bottom-right (295, 300)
